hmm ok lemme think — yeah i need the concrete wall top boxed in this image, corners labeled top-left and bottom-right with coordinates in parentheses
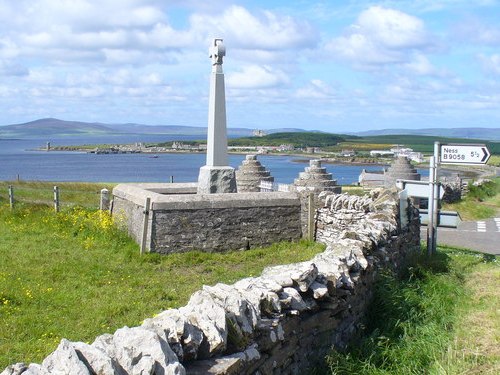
top-left (113, 183), bottom-right (300, 210)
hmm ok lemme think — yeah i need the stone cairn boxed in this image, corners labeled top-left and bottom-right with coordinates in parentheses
top-left (384, 156), bottom-right (420, 188)
top-left (293, 159), bottom-right (341, 194)
top-left (293, 159), bottom-right (342, 236)
top-left (235, 155), bottom-right (274, 192)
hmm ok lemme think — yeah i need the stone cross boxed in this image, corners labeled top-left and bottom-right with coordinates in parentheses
top-left (210, 38), bottom-right (225, 66)
top-left (205, 38), bottom-right (228, 167)
top-left (197, 38), bottom-right (237, 194)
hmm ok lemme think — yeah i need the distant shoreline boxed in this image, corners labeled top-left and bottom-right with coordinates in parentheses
top-left (32, 145), bottom-right (499, 180)
top-left (37, 145), bottom-right (392, 166)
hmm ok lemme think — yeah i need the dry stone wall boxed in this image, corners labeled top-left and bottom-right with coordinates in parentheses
top-left (2, 189), bottom-right (420, 375)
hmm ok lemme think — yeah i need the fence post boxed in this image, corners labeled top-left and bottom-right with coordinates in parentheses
top-left (8, 185), bottom-right (14, 209)
top-left (307, 192), bottom-right (315, 241)
top-left (100, 188), bottom-right (110, 210)
top-left (53, 186), bottom-right (60, 212)
top-left (140, 197), bottom-right (151, 255)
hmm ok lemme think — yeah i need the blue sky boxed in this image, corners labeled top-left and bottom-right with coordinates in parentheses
top-left (0, 0), bottom-right (499, 132)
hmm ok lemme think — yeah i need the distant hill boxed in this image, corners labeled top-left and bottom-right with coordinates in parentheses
top-left (229, 132), bottom-right (346, 147)
top-left (103, 123), bottom-right (255, 137)
top-left (351, 127), bottom-right (500, 141)
top-left (0, 118), bottom-right (310, 139)
top-left (1, 118), bottom-right (498, 143)
top-left (0, 118), bottom-right (115, 138)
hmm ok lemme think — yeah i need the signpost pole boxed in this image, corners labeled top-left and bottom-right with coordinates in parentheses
top-left (427, 154), bottom-right (436, 256)
top-left (431, 142), bottom-right (440, 255)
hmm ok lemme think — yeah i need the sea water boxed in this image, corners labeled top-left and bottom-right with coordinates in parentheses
top-left (0, 136), bottom-right (426, 184)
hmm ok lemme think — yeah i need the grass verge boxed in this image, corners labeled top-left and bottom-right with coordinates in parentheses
top-left (324, 247), bottom-right (499, 374)
top-left (443, 177), bottom-right (500, 221)
top-left (0, 202), bottom-right (325, 369)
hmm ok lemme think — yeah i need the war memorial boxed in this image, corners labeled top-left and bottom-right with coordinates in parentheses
top-left (2, 40), bottom-right (421, 375)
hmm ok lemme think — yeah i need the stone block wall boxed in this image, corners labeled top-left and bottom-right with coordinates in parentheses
top-left (112, 183), bottom-right (302, 253)
top-left (3, 189), bottom-right (420, 375)
top-left (151, 205), bottom-right (301, 253)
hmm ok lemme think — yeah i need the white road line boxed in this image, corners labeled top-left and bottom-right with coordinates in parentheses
top-left (477, 221), bottom-right (486, 232)
top-left (495, 218), bottom-right (500, 232)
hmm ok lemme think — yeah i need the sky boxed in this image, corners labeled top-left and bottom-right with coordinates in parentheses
top-left (0, 0), bottom-right (499, 132)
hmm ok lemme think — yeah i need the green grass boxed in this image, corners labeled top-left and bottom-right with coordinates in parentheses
top-left (0, 181), bottom-right (115, 209)
top-left (443, 178), bottom-right (500, 220)
top-left (488, 155), bottom-right (500, 167)
top-left (228, 132), bottom-right (346, 147)
top-left (0, 202), bottom-right (325, 369)
top-left (323, 247), bottom-right (499, 374)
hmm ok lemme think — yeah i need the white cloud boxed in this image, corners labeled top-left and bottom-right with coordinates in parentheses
top-left (453, 19), bottom-right (500, 46)
top-left (227, 65), bottom-right (289, 89)
top-left (403, 53), bottom-right (448, 77)
top-left (23, 0), bottom-right (165, 31)
top-left (26, 69), bottom-right (57, 85)
top-left (357, 6), bottom-right (428, 49)
top-left (479, 54), bottom-right (500, 75)
top-left (326, 6), bottom-right (433, 66)
top-left (0, 38), bottom-right (20, 59)
top-left (190, 5), bottom-right (317, 51)
top-left (0, 61), bottom-right (28, 76)
top-left (295, 80), bottom-right (336, 100)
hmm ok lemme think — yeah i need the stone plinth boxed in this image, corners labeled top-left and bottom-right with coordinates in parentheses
top-left (235, 155), bottom-right (274, 192)
top-left (384, 156), bottom-right (421, 188)
top-left (198, 166), bottom-right (237, 194)
top-left (293, 159), bottom-right (341, 193)
top-left (112, 183), bottom-right (301, 253)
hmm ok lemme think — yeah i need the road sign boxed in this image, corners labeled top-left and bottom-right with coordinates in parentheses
top-left (440, 144), bottom-right (490, 165)
top-left (396, 180), bottom-right (444, 199)
top-left (420, 209), bottom-right (462, 228)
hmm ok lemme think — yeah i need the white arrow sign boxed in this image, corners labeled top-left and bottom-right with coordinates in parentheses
top-left (440, 144), bottom-right (490, 165)
top-left (396, 180), bottom-right (445, 199)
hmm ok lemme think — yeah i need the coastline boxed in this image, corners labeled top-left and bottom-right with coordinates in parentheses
top-left (35, 146), bottom-right (498, 180)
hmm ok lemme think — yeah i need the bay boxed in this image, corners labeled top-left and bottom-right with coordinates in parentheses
top-left (0, 136), bottom-right (427, 184)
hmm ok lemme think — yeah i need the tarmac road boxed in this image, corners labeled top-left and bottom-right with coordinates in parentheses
top-left (420, 217), bottom-right (500, 255)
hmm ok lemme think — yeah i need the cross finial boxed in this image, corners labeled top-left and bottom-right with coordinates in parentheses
top-left (209, 38), bottom-right (225, 65)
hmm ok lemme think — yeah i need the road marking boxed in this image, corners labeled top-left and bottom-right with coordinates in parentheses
top-left (495, 218), bottom-right (500, 232)
top-left (477, 221), bottom-right (486, 232)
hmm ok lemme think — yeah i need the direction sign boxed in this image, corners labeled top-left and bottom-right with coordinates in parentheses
top-left (396, 180), bottom-right (445, 199)
top-left (419, 209), bottom-right (462, 228)
top-left (440, 144), bottom-right (490, 165)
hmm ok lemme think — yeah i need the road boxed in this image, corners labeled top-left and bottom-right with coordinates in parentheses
top-left (420, 217), bottom-right (500, 255)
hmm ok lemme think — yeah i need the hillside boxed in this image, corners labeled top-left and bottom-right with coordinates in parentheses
top-left (0, 118), bottom-right (310, 139)
top-left (0, 118), bottom-right (115, 138)
top-left (351, 134), bottom-right (500, 154)
top-left (228, 132), bottom-right (347, 147)
top-left (352, 127), bottom-right (500, 141)
top-left (224, 132), bottom-right (500, 155)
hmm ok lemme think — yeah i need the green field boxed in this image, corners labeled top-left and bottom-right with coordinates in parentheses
top-left (0, 189), bottom-right (325, 368)
top-left (225, 132), bottom-right (500, 155)
top-left (443, 178), bottom-right (500, 220)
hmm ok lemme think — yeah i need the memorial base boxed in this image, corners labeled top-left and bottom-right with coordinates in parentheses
top-left (197, 166), bottom-right (237, 194)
